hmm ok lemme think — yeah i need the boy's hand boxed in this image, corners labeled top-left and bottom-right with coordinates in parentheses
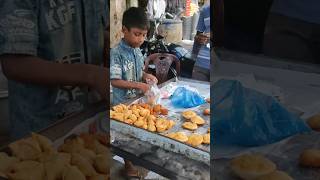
top-left (138, 83), bottom-right (150, 94)
top-left (143, 73), bottom-right (158, 84)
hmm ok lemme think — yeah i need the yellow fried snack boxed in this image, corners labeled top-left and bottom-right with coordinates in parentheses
top-left (112, 104), bottom-right (127, 113)
top-left (71, 153), bottom-right (97, 177)
top-left (142, 123), bottom-right (148, 130)
top-left (31, 132), bottom-right (55, 153)
top-left (78, 148), bottom-right (96, 164)
top-left (230, 154), bottom-right (276, 180)
top-left (307, 113), bottom-right (320, 131)
top-left (148, 123), bottom-right (157, 132)
top-left (130, 104), bottom-right (138, 111)
top-left (139, 109), bottom-right (150, 117)
top-left (9, 137), bottom-right (42, 161)
top-left (110, 110), bottom-right (115, 117)
top-left (94, 141), bottom-right (109, 155)
top-left (166, 133), bottom-right (176, 139)
top-left (147, 115), bottom-right (156, 123)
top-left (7, 161), bottom-right (45, 180)
top-left (156, 118), bottom-right (169, 132)
top-left (153, 104), bottom-right (162, 114)
top-left (190, 115), bottom-right (205, 125)
top-left (299, 149), bottom-right (320, 167)
top-left (160, 108), bottom-right (168, 115)
top-left (111, 104), bottom-right (174, 133)
top-left (124, 118), bottom-right (134, 125)
top-left (166, 132), bottom-right (188, 142)
top-left (79, 134), bottom-right (108, 155)
top-left (123, 110), bottom-right (133, 119)
top-left (58, 137), bottom-right (84, 154)
top-left (0, 152), bottom-right (19, 175)
top-left (182, 110), bottom-right (197, 119)
top-left (57, 152), bottom-right (72, 165)
top-left (62, 165), bottom-right (86, 180)
top-left (203, 133), bottom-right (210, 144)
top-left (203, 109), bottom-right (210, 116)
top-left (93, 154), bottom-right (109, 174)
top-left (134, 118), bottom-right (145, 128)
top-left (132, 109), bottom-right (140, 117)
top-left (36, 151), bottom-right (53, 162)
top-left (111, 112), bottom-right (124, 122)
top-left (78, 133), bottom-right (98, 150)
top-left (182, 122), bottom-right (198, 130)
top-left (187, 134), bottom-right (203, 147)
top-left (88, 174), bottom-right (110, 180)
top-left (127, 113), bottom-right (137, 122)
top-left (256, 170), bottom-right (293, 180)
top-left (148, 119), bottom-right (155, 126)
top-left (139, 103), bottom-right (151, 110)
top-left (167, 120), bottom-right (176, 129)
top-left (43, 153), bottom-right (70, 180)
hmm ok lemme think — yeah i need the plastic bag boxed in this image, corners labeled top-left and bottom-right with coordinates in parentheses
top-left (145, 80), bottom-right (161, 105)
top-left (170, 86), bottom-right (205, 108)
top-left (160, 83), bottom-right (176, 99)
top-left (212, 79), bottom-right (311, 146)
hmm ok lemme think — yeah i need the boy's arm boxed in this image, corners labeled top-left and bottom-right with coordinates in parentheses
top-left (0, 54), bottom-right (107, 99)
top-left (111, 79), bottom-right (149, 94)
top-left (110, 46), bottom-right (150, 93)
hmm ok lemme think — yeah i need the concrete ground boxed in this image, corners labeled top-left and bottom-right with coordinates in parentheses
top-left (110, 155), bottom-right (169, 180)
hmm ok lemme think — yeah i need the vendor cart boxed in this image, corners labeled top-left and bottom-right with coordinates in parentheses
top-left (109, 78), bottom-right (211, 180)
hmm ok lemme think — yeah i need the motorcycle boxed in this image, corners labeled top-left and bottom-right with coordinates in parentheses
top-left (141, 12), bottom-right (195, 78)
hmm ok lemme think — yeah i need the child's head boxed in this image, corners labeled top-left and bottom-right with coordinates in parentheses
top-left (122, 7), bottom-right (149, 48)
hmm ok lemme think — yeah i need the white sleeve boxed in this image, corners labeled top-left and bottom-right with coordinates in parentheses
top-left (147, 0), bottom-right (154, 19)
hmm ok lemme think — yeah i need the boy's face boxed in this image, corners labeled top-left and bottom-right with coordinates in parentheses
top-left (122, 26), bottom-right (148, 48)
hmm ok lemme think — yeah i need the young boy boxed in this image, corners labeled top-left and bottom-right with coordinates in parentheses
top-left (110, 7), bottom-right (158, 178)
top-left (110, 7), bottom-right (157, 105)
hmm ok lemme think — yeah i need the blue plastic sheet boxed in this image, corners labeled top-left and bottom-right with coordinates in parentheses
top-left (212, 79), bottom-right (311, 146)
top-left (170, 87), bottom-right (206, 108)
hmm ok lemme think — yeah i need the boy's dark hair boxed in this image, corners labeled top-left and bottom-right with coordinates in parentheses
top-left (123, 7), bottom-right (149, 30)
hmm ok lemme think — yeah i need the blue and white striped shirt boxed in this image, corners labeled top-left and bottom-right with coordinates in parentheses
top-left (194, 4), bottom-right (211, 70)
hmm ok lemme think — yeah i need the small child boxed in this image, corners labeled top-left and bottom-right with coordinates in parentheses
top-left (110, 7), bottom-right (158, 178)
top-left (110, 7), bottom-right (158, 106)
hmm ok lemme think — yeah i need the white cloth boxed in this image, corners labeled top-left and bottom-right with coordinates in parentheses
top-left (147, 0), bottom-right (167, 19)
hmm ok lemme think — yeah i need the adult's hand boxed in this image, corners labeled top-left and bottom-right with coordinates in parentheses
top-left (195, 33), bottom-right (210, 45)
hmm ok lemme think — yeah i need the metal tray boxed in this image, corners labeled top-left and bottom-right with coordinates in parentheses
top-left (107, 79), bottom-right (210, 164)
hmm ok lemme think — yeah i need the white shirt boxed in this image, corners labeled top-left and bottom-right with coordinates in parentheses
top-left (147, 0), bottom-right (167, 19)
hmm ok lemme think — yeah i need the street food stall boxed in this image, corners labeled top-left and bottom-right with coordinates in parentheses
top-left (109, 78), bottom-right (210, 180)
top-left (108, 0), bottom-right (211, 178)
top-left (212, 49), bottom-right (320, 180)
